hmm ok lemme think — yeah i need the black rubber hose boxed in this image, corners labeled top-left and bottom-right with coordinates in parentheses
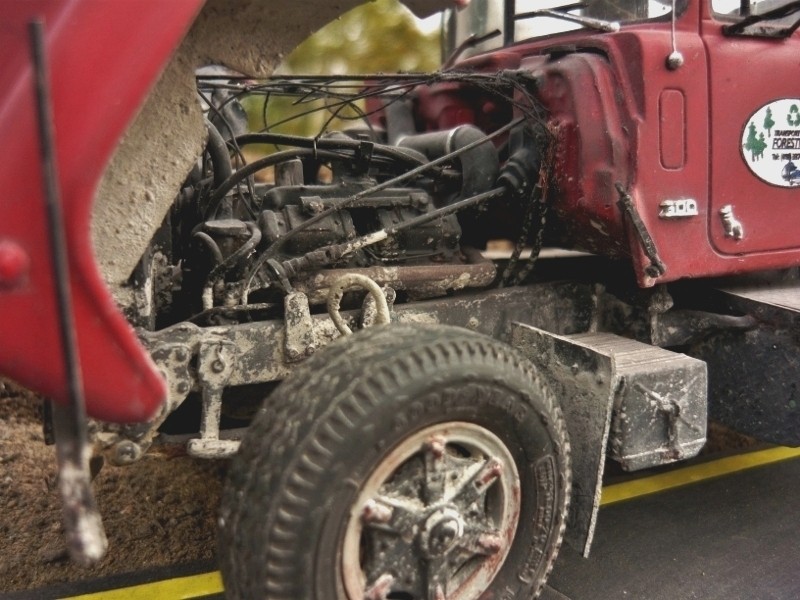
top-left (234, 132), bottom-right (429, 170)
top-left (204, 148), bottom-right (343, 219)
top-left (397, 125), bottom-right (500, 198)
top-left (207, 222), bottom-right (262, 284)
top-left (205, 118), bottom-right (233, 189)
top-left (203, 143), bottom-right (433, 220)
top-left (192, 230), bottom-right (224, 266)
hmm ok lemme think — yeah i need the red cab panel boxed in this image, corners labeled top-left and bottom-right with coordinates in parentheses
top-left (0, 0), bottom-right (202, 422)
top-left (702, 11), bottom-right (800, 256)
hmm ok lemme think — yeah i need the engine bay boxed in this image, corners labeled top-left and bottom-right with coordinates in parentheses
top-left (128, 72), bottom-right (550, 332)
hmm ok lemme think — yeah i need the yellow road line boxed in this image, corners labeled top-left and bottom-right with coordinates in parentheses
top-left (601, 445), bottom-right (800, 506)
top-left (60, 571), bottom-right (223, 600)
top-left (60, 446), bottom-right (800, 600)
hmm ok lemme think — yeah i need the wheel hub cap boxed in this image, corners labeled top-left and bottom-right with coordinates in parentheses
top-left (341, 422), bottom-right (521, 600)
top-left (422, 508), bottom-right (464, 557)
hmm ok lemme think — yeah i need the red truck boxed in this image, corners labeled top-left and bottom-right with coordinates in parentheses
top-left (1, 0), bottom-right (799, 598)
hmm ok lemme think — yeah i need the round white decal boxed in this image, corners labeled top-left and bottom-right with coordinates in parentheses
top-left (741, 98), bottom-right (800, 187)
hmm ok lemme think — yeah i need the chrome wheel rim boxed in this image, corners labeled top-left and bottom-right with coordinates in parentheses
top-left (341, 422), bottom-right (521, 600)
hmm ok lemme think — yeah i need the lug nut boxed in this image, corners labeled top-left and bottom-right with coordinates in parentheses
top-left (362, 499), bottom-right (393, 524)
top-left (364, 573), bottom-right (395, 600)
top-left (426, 436), bottom-right (446, 459)
top-left (477, 460), bottom-right (503, 487)
top-left (477, 533), bottom-right (503, 555)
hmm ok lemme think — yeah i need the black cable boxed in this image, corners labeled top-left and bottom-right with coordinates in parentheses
top-left (233, 132), bottom-right (428, 168)
top-left (206, 222), bottom-right (262, 284)
top-left (204, 119), bottom-right (233, 189)
top-left (245, 79), bottom-right (427, 135)
top-left (193, 231), bottom-right (224, 266)
top-left (197, 88), bottom-right (258, 219)
top-left (203, 147), bottom-right (346, 219)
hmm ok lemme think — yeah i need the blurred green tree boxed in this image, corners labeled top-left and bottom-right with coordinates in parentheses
top-left (242, 0), bottom-right (441, 142)
top-left (281, 0), bottom-right (440, 75)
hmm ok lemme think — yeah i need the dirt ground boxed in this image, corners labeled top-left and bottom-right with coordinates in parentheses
top-left (0, 381), bottom-right (226, 594)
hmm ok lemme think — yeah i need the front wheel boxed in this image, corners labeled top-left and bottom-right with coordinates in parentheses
top-left (220, 324), bottom-right (571, 599)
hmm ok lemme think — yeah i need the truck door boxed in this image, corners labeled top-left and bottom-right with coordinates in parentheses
top-left (701, 0), bottom-right (800, 256)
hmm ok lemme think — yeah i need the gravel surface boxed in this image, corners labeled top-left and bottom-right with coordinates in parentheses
top-left (0, 381), bottom-right (226, 594)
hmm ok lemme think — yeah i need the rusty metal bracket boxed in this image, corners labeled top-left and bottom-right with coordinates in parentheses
top-left (187, 339), bottom-right (239, 458)
top-left (150, 342), bottom-right (195, 411)
top-left (284, 291), bottom-right (318, 362)
top-left (616, 183), bottom-right (666, 279)
top-left (101, 339), bottom-right (196, 465)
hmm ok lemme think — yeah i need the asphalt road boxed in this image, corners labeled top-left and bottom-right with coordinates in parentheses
top-left (544, 454), bottom-right (800, 600)
top-left (5, 450), bottom-right (800, 600)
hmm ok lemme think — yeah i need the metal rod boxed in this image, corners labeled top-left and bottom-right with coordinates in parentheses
top-left (278, 187), bottom-right (507, 278)
top-left (740, 0), bottom-right (751, 17)
top-left (505, 0), bottom-right (516, 46)
top-left (30, 18), bottom-right (107, 565)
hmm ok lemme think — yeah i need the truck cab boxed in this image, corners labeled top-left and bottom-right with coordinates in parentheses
top-left (440, 0), bottom-right (800, 286)
top-left (2, 1), bottom-right (799, 597)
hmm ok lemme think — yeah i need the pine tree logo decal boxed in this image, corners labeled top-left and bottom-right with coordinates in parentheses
top-left (763, 107), bottom-right (775, 136)
top-left (741, 99), bottom-right (800, 187)
top-left (744, 123), bottom-right (767, 161)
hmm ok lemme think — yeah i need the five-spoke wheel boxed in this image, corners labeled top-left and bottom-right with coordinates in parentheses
top-left (343, 423), bottom-right (519, 600)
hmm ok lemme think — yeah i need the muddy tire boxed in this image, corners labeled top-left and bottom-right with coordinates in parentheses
top-left (219, 324), bottom-right (571, 599)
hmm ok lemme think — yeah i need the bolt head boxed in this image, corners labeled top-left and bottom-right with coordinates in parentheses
top-left (477, 533), bottom-right (503, 555)
top-left (362, 499), bottom-right (393, 524)
top-left (477, 460), bottom-right (503, 487)
top-left (422, 507), bottom-right (464, 557)
top-left (364, 573), bottom-right (395, 600)
top-left (428, 518), bottom-right (461, 555)
top-left (112, 440), bottom-right (142, 465)
top-left (426, 436), bottom-right (446, 459)
top-left (0, 240), bottom-right (29, 289)
top-left (666, 51), bottom-right (684, 70)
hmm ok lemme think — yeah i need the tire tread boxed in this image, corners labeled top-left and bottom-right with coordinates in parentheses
top-left (220, 324), bottom-right (572, 600)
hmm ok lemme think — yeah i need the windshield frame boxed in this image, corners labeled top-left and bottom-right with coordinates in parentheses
top-left (711, 0), bottom-right (800, 38)
top-left (443, 1), bottom-right (690, 59)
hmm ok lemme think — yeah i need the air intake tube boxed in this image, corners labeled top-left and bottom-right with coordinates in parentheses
top-left (396, 125), bottom-right (500, 199)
